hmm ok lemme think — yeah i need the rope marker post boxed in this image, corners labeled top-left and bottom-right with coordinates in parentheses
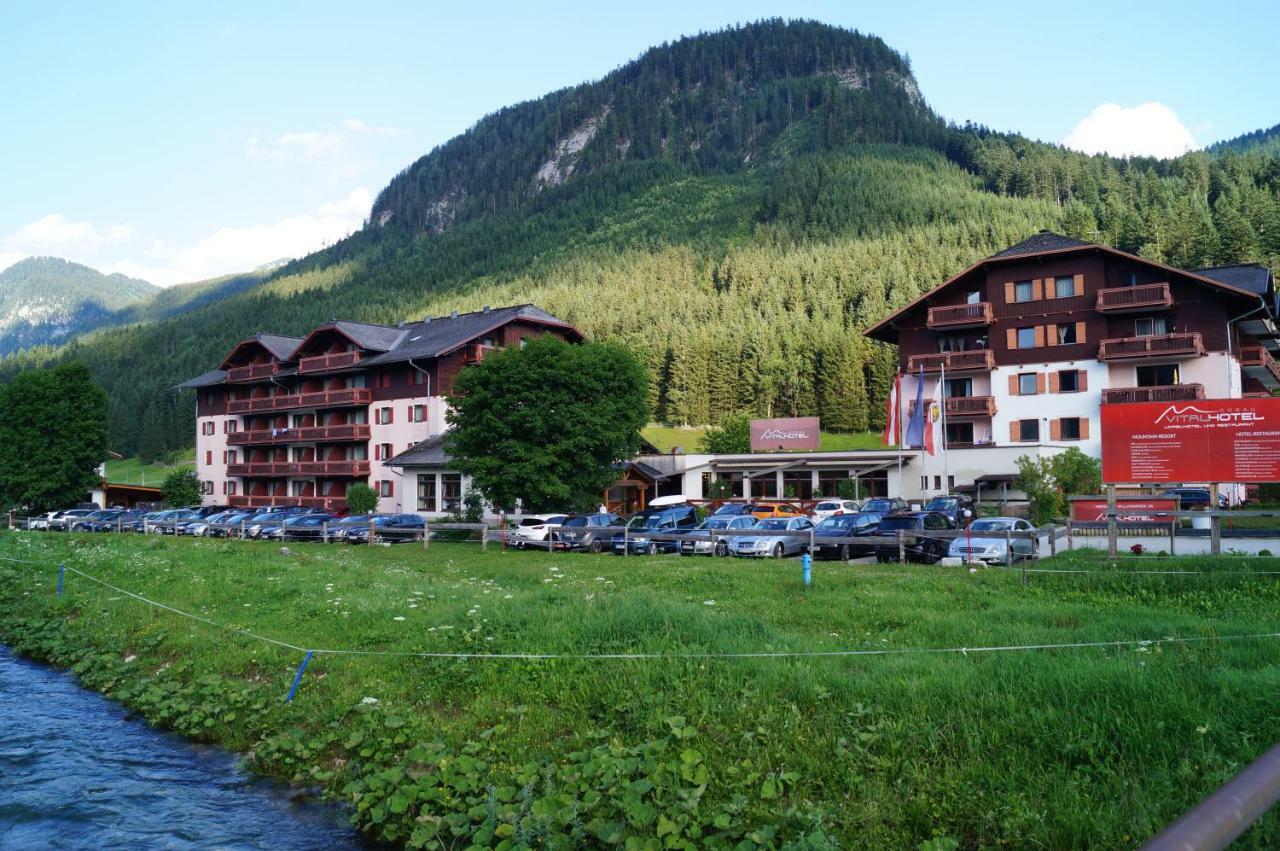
top-left (57, 562), bottom-right (64, 597)
top-left (285, 650), bottom-right (314, 703)
top-left (802, 552), bottom-right (812, 587)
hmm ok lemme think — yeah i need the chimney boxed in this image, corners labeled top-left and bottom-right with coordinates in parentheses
top-left (482, 305), bottom-right (490, 313)
top-left (423, 316), bottom-right (432, 323)
top-left (451, 310), bottom-right (458, 319)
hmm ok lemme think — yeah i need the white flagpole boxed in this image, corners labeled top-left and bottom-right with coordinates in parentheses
top-left (896, 371), bottom-right (903, 498)
top-left (940, 362), bottom-right (949, 493)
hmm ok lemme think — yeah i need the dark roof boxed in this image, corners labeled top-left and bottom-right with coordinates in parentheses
top-left (988, 230), bottom-right (1093, 259)
top-left (176, 368), bottom-right (228, 389)
top-left (324, 320), bottom-right (408, 353)
top-left (384, 435), bottom-right (453, 468)
top-left (1193, 263), bottom-right (1273, 295)
top-left (257, 333), bottom-right (305, 360)
top-left (360, 304), bottom-right (576, 368)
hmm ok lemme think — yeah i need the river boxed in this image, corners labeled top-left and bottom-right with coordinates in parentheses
top-left (0, 645), bottom-right (366, 850)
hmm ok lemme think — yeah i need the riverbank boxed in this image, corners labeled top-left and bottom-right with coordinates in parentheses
top-left (2, 533), bottom-right (1279, 847)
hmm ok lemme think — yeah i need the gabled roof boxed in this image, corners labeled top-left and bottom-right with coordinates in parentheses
top-left (176, 368), bottom-right (228, 389)
top-left (360, 304), bottom-right (580, 368)
top-left (989, 230), bottom-right (1092, 259)
top-left (1193, 263), bottom-right (1273, 295)
top-left (865, 232), bottom-right (1265, 342)
top-left (384, 435), bottom-right (452, 468)
top-left (217, 332), bottom-right (305, 369)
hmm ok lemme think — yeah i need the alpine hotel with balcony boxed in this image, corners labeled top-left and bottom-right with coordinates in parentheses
top-left (866, 231), bottom-right (1279, 497)
top-left (179, 305), bottom-right (581, 514)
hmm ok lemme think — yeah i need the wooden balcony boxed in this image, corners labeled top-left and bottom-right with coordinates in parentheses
top-left (228, 494), bottom-right (350, 511)
top-left (910, 396), bottom-right (997, 418)
top-left (1239, 346), bottom-right (1280, 389)
top-left (906, 349), bottom-right (996, 373)
top-left (1101, 384), bottom-right (1205, 404)
top-left (226, 387), bottom-right (372, 414)
top-left (227, 424), bottom-right (371, 446)
top-left (297, 351), bottom-right (363, 373)
top-left (226, 460), bottom-right (370, 478)
top-left (926, 302), bottom-right (993, 330)
top-left (225, 362), bottom-right (280, 382)
top-left (1097, 332), bottom-right (1204, 361)
top-left (1095, 283), bottom-right (1173, 313)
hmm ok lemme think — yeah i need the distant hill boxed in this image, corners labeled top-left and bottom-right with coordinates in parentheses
top-left (1207, 122), bottom-right (1280, 156)
top-left (0, 257), bottom-right (156, 355)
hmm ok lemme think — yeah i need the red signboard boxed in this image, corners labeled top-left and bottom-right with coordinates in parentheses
top-left (1101, 397), bottom-right (1280, 483)
top-left (750, 417), bottom-right (821, 451)
top-left (1070, 497), bottom-right (1177, 523)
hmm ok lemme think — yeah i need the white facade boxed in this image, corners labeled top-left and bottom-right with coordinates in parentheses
top-left (195, 413), bottom-right (235, 503)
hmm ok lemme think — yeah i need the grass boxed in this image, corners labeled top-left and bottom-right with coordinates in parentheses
top-left (1, 534), bottom-right (1279, 848)
top-left (104, 450), bottom-right (194, 486)
top-left (641, 424), bottom-right (887, 454)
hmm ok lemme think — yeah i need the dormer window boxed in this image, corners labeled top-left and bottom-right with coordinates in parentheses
top-left (966, 290), bottom-right (981, 304)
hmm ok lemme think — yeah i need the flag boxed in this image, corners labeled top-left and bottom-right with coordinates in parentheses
top-left (903, 367), bottom-right (926, 448)
top-left (923, 376), bottom-right (941, 456)
top-left (882, 373), bottom-right (901, 446)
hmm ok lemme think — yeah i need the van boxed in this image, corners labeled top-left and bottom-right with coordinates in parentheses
top-left (611, 504), bottom-right (700, 555)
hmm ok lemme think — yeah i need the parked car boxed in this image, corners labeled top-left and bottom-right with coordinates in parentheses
top-left (1159, 487), bottom-right (1229, 510)
top-left (922, 495), bottom-right (975, 528)
top-left (861, 497), bottom-right (909, 515)
top-left (809, 499), bottom-right (862, 522)
top-left (82, 509), bottom-right (145, 532)
top-left (325, 514), bottom-right (373, 541)
top-left (749, 503), bottom-right (806, 520)
top-left (69, 509), bottom-right (121, 532)
top-left (872, 512), bottom-right (954, 563)
top-left (711, 502), bottom-right (756, 518)
top-left (50, 509), bottom-right (95, 531)
top-left (266, 513), bottom-right (336, 542)
top-left (679, 515), bottom-right (758, 557)
top-left (344, 514), bottom-right (427, 544)
top-left (728, 516), bottom-right (814, 558)
top-left (27, 511), bottom-right (60, 530)
top-left (611, 505), bottom-right (701, 555)
top-left (552, 513), bottom-right (623, 553)
top-left (948, 517), bottom-right (1038, 564)
top-left (508, 514), bottom-right (570, 549)
top-left (157, 509), bottom-right (200, 535)
top-left (182, 510), bottom-right (237, 536)
top-left (206, 510), bottom-right (257, 536)
top-left (128, 510), bottom-right (167, 532)
top-left (811, 511), bottom-right (885, 560)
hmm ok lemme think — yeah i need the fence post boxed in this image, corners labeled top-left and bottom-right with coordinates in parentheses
top-left (321, 521), bottom-right (328, 544)
top-left (1067, 519), bottom-right (1074, 550)
top-left (481, 524), bottom-right (488, 551)
top-left (897, 529), bottom-right (905, 564)
top-left (368, 519), bottom-right (375, 547)
top-left (1048, 525), bottom-right (1056, 557)
top-left (422, 522), bottom-right (428, 550)
top-left (1210, 483), bottom-right (1222, 556)
top-left (1106, 484), bottom-right (1118, 558)
top-left (1170, 519), bottom-right (1176, 556)
top-left (809, 526), bottom-right (815, 557)
top-left (624, 522), bottom-right (629, 557)
top-left (709, 528), bottom-right (716, 557)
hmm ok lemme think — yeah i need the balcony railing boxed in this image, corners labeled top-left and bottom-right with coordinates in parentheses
top-left (227, 494), bottom-right (350, 511)
top-left (910, 395), bottom-right (997, 418)
top-left (926, 302), bottom-right (993, 329)
top-left (297, 351), bottom-right (363, 373)
top-left (1101, 384), bottom-right (1205, 404)
top-left (1095, 283), bottom-right (1173, 313)
top-left (227, 424), bottom-right (371, 446)
top-left (226, 460), bottom-right (370, 478)
top-left (1097, 332), bottom-right (1204, 361)
top-left (1239, 346), bottom-right (1280, 387)
top-left (226, 387), bottom-right (372, 414)
top-left (906, 349), bottom-right (996, 373)
top-left (225, 362), bottom-right (280, 382)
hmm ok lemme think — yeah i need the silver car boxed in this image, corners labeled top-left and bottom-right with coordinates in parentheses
top-left (948, 517), bottom-right (1037, 563)
top-left (728, 516), bottom-right (814, 558)
top-left (679, 515), bottom-right (757, 556)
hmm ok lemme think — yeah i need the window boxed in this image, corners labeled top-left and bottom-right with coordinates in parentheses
top-left (933, 476), bottom-right (942, 490)
top-left (1054, 275), bottom-right (1075, 298)
top-left (408, 404), bottom-right (426, 423)
top-left (1018, 373), bottom-right (1038, 395)
top-left (947, 475), bottom-right (955, 490)
top-left (1120, 271), bottom-right (1138, 286)
top-left (946, 422), bottom-right (974, 445)
top-left (291, 481), bottom-right (309, 498)
top-left (1134, 317), bottom-right (1168, 337)
top-left (1018, 419), bottom-right (1040, 442)
top-left (201, 421), bottom-right (214, 436)
top-left (226, 481), bottom-right (237, 496)
top-left (1056, 323), bottom-right (1078, 345)
top-left (920, 476), bottom-right (928, 491)
top-left (1060, 417), bottom-right (1082, 440)
top-left (938, 335), bottom-right (968, 353)
top-left (480, 336), bottom-right (496, 347)
top-left (408, 368), bottom-right (427, 386)
top-left (441, 474), bottom-right (462, 512)
top-left (1137, 364), bottom-right (1179, 387)
top-left (205, 450), bottom-right (213, 466)
top-left (202, 481), bottom-right (214, 495)
top-left (944, 378), bottom-right (972, 398)
top-left (374, 443), bottom-right (392, 461)
top-left (376, 407), bottom-right (393, 425)
top-left (1016, 327), bottom-right (1037, 348)
top-left (966, 290), bottom-right (981, 304)
top-left (378, 480), bottom-right (394, 498)
top-left (417, 475), bottom-right (437, 512)
top-left (1059, 370), bottom-right (1080, 392)
top-left (226, 420), bottom-right (238, 434)
top-left (372, 372), bottom-right (391, 389)
top-left (1014, 280), bottom-right (1034, 302)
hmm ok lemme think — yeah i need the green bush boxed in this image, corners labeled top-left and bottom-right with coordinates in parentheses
top-left (346, 483), bottom-right (378, 515)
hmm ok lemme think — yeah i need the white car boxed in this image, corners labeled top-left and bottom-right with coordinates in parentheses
top-left (809, 500), bottom-right (862, 522)
top-left (948, 517), bottom-right (1037, 564)
top-left (508, 514), bottom-right (568, 549)
top-left (679, 515), bottom-right (757, 557)
top-left (728, 516), bottom-right (814, 558)
top-left (27, 511), bottom-right (60, 530)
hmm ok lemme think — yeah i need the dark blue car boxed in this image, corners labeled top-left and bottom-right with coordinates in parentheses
top-left (611, 505), bottom-right (700, 555)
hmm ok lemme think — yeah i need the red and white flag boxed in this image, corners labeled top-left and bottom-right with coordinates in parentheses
top-left (923, 376), bottom-right (941, 456)
top-left (882, 373), bottom-right (901, 446)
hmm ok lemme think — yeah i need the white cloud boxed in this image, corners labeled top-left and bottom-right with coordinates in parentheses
top-left (1062, 102), bottom-right (1198, 159)
top-left (341, 118), bottom-right (406, 136)
top-left (248, 130), bottom-right (347, 162)
top-left (0, 188), bottom-right (372, 286)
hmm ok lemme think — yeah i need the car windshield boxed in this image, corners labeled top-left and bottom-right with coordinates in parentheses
top-left (969, 519), bottom-right (1014, 532)
top-left (816, 516), bottom-right (858, 531)
top-left (815, 502), bottom-right (840, 511)
top-left (627, 513), bottom-right (667, 529)
top-left (712, 504), bottom-right (747, 515)
top-left (925, 498), bottom-right (958, 510)
top-left (863, 499), bottom-right (892, 511)
top-left (878, 516), bottom-right (921, 531)
top-left (563, 517), bottom-right (588, 527)
top-left (702, 517), bottom-right (732, 530)
top-left (336, 515), bottom-right (370, 526)
top-left (370, 516), bottom-right (395, 525)
top-left (854, 512), bottom-right (883, 528)
top-left (757, 519), bottom-right (788, 531)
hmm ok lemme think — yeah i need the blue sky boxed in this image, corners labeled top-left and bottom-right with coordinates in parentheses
top-left (1, 0), bottom-right (1275, 284)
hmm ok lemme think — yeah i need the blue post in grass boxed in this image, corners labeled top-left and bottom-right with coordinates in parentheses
top-left (57, 563), bottom-right (64, 597)
top-left (284, 651), bottom-right (314, 703)
top-left (802, 552), bottom-right (812, 587)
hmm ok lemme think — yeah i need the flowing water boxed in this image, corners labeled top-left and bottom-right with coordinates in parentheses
top-left (0, 645), bottom-right (366, 850)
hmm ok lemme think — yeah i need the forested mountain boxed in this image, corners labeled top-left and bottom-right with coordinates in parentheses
top-left (1207, 122), bottom-right (1280, 156)
top-left (3, 19), bottom-right (1280, 457)
top-left (0, 258), bottom-right (156, 356)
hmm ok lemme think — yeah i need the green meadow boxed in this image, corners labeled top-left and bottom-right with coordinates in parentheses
top-left (1, 533), bottom-right (1278, 849)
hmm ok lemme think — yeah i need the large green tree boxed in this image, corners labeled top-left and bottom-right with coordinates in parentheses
top-left (0, 362), bottom-right (108, 510)
top-left (160, 467), bottom-right (202, 507)
top-left (445, 335), bottom-right (649, 511)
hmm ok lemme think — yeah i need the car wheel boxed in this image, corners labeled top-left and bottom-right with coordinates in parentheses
top-left (645, 542), bottom-right (658, 556)
top-left (839, 544), bottom-right (850, 561)
top-left (714, 541), bottom-right (728, 557)
top-left (875, 551), bottom-right (891, 563)
top-left (589, 540), bottom-right (603, 554)
top-left (772, 543), bottom-right (784, 559)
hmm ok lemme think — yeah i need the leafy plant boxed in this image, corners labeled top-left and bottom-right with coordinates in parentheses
top-left (698, 412), bottom-right (751, 454)
top-left (346, 483), bottom-right (378, 515)
top-left (160, 466), bottom-right (202, 508)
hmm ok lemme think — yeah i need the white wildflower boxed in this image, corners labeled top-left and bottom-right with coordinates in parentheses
top-left (393, 616), bottom-right (406, 621)
top-left (703, 600), bottom-right (716, 606)
top-left (361, 697), bottom-right (379, 705)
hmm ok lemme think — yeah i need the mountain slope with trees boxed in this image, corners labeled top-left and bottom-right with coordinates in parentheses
top-left (3, 20), bottom-right (1279, 457)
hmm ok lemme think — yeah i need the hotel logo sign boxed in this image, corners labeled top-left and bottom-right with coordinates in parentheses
top-left (750, 417), bottom-right (821, 451)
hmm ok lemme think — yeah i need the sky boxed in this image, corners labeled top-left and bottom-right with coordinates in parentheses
top-left (1, 0), bottom-right (1275, 286)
